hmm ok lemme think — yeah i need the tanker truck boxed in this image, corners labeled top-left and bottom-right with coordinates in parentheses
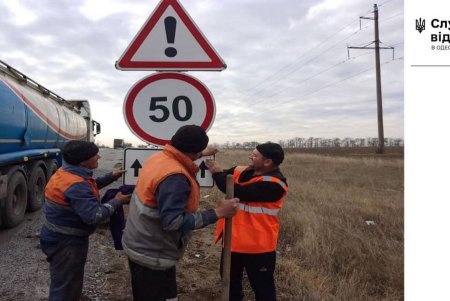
top-left (0, 60), bottom-right (101, 228)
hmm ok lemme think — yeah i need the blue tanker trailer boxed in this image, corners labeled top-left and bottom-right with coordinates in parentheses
top-left (0, 60), bottom-right (101, 228)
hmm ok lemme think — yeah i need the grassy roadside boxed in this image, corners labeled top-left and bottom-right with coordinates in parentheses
top-left (202, 148), bottom-right (404, 300)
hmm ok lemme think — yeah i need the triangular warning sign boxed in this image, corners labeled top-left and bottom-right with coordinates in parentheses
top-left (116, 0), bottom-right (226, 71)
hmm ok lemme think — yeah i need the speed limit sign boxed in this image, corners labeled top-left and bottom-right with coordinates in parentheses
top-left (123, 72), bottom-right (215, 145)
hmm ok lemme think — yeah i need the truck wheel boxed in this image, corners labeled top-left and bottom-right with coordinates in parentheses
top-left (1, 171), bottom-right (28, 228)
top-left (47, 162), bottom-right (58, 181)
top-left (27, 166), bottom-right (46, 212)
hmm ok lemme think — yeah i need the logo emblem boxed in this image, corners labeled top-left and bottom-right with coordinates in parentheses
top-left (416, 18), bottom-right (425, 33)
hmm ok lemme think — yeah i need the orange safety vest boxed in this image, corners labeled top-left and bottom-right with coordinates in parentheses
top-left (134, 144), bottom-right (200, 212)
top-left (215, 165), bottom-right (288, 253)
top-left (45, 168), bottom-right (100, 205)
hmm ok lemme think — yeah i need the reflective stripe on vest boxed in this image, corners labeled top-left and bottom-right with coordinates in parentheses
top-left (43, 218), bottom-right (91, 237)
top-left (45, 199), bottom-right (74, 212)
top-left (234, 168), bottom-right (287, 192)
top-left (235, 165), bottom-right (246, 172)
top-left (238, 203), bottom-right (280, 216)
top-left (262, 176), bottom-right (288, 191)
top-left (43, 199), bottom-right (94, 236)
top-left (133, 192), bottom-right (160, 218)
top-left (215, 165), bottom-right (287, 253)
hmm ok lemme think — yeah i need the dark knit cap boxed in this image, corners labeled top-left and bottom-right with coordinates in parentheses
top-left (256, 142), bottom-right (284, 165)
top-left (63, 140), bottom-right (99, 165)
top-left (171, 125), bottom-right (209, 153)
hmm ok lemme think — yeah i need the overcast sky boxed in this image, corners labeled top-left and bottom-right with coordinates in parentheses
top-left (0, 0), bottom-right (404, 146)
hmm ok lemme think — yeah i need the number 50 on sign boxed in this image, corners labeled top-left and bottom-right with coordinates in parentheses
top-left (123, 73), bottom-right (216, 146)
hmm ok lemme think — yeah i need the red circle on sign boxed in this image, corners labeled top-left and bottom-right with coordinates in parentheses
top-left (123, 72), bottom-right (215, 146)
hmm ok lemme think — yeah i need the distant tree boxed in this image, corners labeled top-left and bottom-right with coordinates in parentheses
top-left (294, 137), bottom-right (304, 148)
top-left (332, 138), bottom-right (341, 147)
top-left (218, 137), bottom-right (403, 149)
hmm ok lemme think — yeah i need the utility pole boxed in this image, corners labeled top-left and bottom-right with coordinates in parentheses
top-left (373, 4), bottom-right (384, 154)
top-left (348, 4), bottom-right (394, 154)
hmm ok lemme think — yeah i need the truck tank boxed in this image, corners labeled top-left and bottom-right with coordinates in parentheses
top-left (0, 60), bottom-right (101, 228)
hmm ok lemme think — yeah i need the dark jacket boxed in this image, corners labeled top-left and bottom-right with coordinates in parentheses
top-left (41, 162), bottom-right (121, 241)
top-left (212, 166), bottom-right (287, 202)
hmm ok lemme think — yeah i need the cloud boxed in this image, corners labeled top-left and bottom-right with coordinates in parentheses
top-left (0, 0), bottom-right (403, 146)
top-left (307, 0), bottom-right (347, 20)
top-left (1, 1), bottom-right (38, 26)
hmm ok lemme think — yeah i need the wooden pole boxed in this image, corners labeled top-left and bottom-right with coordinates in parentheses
top-left (220, 174), bottom-right (234, 301)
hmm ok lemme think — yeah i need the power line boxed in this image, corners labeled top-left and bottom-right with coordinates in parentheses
top-left (378, 0), bottom-right (399, 8)
top-left (382, 11), bottom-right (403, 22)
top-left (246, 51), bottom-right (374, 107)
top-left (244, 13), bottom-right (377, 97)
top-left (245, 40), bottom-right (401, 108)
top-left (244, 18), bottom-right (360, 95)
top-left (244, 3), bottom-right (403, 100)
top-left (235, 3), bottom-right (403, 116)
top-left (245, 9), bottom-right (403, 100)
top-left (246, 25), bottom-right (370, 99)
top-left (264, 57), bottom-right (403, 107)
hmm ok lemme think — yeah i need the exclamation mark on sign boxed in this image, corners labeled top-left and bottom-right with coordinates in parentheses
top-left (164, 16), bottom-right (177, 57)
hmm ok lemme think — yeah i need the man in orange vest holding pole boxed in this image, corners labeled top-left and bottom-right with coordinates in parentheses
top-left (206, 142), bottom-right (288, 301)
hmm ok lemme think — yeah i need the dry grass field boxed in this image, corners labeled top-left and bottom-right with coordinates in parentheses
top-left (198, 147), bottom-right (404, 301)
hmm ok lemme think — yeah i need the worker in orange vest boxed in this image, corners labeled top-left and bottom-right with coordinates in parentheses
top-left (206, 142), bottom-right (288, 301)
top-left (40, 140), bottom-right (131, 301)
top-left (122, 125), bottom-right (239, 301)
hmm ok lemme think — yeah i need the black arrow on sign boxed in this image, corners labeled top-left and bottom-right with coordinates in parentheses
top-left (199, 161), bottom-right (207, 178)
top-left (131, 159), bottom-right (142, 177)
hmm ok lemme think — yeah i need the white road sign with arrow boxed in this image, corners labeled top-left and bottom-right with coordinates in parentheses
top-left (123, 148), bottom-right (214, 187)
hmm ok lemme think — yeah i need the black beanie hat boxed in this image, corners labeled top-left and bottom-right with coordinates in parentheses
top-left (171, 125), bottom-right (209, 153)
top-left (256, 142), bottom-right (284, 165)
top-left (63, 140), bottom-right (99, 165)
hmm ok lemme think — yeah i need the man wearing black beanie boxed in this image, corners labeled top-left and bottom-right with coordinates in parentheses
top-left (122, 125), bottom-right (239, 301)
top-left (40, 140), bottom-right (131, 301)
top-left (205, 142), bottom-right (288, 301)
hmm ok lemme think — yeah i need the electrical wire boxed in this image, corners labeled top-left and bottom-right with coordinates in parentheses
top-left (259, 57), bottom-right (403, 108)
top-left (244, 6), bottom-right (403, 105)
top-left (244, 18), bottom-right (360, 94)
top-left (245, 8), bottom-right (403, 99)
top-left (247, 25), bottom-right (370, 99)
top-left (245, 51), bottom-right (373, 107)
